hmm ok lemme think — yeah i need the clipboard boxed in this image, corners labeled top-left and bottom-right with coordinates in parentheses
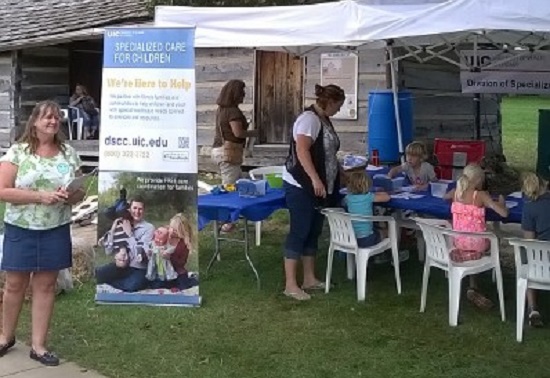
top-left (65, 168), bottom-right (98, 192)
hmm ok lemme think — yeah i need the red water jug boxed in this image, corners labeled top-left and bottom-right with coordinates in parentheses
top-left (371, 149), bottom-right (380, 166)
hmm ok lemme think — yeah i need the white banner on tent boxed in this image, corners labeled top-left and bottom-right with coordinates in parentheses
top-left (460, 50), bottom-right (550, 94)
top-left (320, 52), bottom-right (358, 120)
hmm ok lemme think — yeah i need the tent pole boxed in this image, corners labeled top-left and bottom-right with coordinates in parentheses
top-left (387, 45), bottom-right (405, 164)
top-left (473, 35), bottom-right (481, 140)
top-left (474, 93), bottom-right (481, 139)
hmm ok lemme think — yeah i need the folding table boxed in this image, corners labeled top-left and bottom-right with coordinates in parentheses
top-left (198, 189), bottom-right (286, 289)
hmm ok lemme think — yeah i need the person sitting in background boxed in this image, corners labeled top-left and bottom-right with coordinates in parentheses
top-left (520, 172), bottom-right (550, 327)
top-left (387, 141), bottom-right (437, 190)
top-left (448, 164), bottom-right (508, 310)
top-left (69, 84), bottom-right (99, 140)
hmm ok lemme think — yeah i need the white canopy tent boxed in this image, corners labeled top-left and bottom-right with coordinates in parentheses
top-left (155, 0), bottom-right (550, 159)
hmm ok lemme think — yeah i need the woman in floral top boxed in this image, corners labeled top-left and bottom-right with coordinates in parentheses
top-left (0, 101), bottom-right (85, 366)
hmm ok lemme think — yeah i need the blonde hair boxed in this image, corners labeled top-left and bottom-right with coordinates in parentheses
top-left (346, 171), bottom-right (371, 195)
top-left (405, 141), bottom-right (427, 160)
top-left (522, 172), bottom-right (547, 201)
top-left (18, 100), bottom-right (66, 155)
top-left (169, 213), bottom-right (194, 253)
top-left (455, 164), bottom-right (484, 201)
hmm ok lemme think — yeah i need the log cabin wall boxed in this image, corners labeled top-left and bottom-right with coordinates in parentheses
top-left (18, 46), bottom-right (70, 138)
top-left (397, 51), bottom-right (502, 155)
top-left (0, 52), bottom-right (15, 147)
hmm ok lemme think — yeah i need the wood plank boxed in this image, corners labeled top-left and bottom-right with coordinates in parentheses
top-left (0, 112), bottom-right (12, 129)
top-left (195, 48), bottom-right (255, 64)
top-left (401, 66), bottom-right (462, 91)
top-left (412, 95), bottom-right (499, 115)
top-left (21, 54), bottom-right (69, 68)
top-left (195, 60), bottom-right (255, 83)
top-left (20, 85), bottom-right (70, 103)
top-left (22, 71), bottom-right (69, 86)
top-left (23, 47), bottom-right (70, 58)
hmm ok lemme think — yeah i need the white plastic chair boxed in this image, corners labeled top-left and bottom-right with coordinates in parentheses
top-left (60, 109), bottom-right (74, 140)
top-left (249, 166), bottom-right (284, 246)
top-left (321, 208), bottom-right (402, 302)
top-left (68, 106), bottom-right (84, 140)
top-left (198, 180), bottom-right (214, 195)
top-left (415, 218), bottom-right (505, 327)
top-left (508, 238), bottom-right (550, 342)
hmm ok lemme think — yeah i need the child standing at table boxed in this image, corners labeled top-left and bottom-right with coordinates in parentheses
top-left (345, 171), bottom-right (390, 248)
top-left (521, 172), bottom-right (550, 327)
top-left (387, 141), bottom-right (437, 191)
top-left (450, 164), bottom-right (509, 309)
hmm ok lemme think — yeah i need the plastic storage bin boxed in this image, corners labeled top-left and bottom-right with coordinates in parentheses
top-left (265, 173), bottom-right (283, 188)
top-left (236, 179), bottom-right (267, 197)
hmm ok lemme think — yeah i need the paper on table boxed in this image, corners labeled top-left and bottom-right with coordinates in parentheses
top-left (391, 193), bottom-right (425, 200)
top-left (400, 186), bottom-right (416, 192)
top-left (367, 165), bottom-right (385, 171)
top-left (505, 201), bottom-right (518, 209)
top-left (509, 191), bottom-right (522, 199)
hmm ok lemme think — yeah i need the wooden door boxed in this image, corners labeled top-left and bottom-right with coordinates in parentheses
top-left (255, 51), bottom-right (304, 144)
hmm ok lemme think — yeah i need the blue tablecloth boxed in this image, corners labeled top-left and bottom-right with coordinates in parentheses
top-left (198, 189), bottom-right (286, 230)
top-left (386, 191), bottom-right (523, 223)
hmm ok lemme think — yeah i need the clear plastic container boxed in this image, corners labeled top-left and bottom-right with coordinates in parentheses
top-left (392, 177), bottom-right (405, 191)
top-left (430, 181), bottom-right (449, 198)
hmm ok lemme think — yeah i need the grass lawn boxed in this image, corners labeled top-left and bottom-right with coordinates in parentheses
top-left (15, 212), bottom-right (550, 378)
top-left (501, 95), bottom-right (550, 171)
top-left (5, 97), bottom-right (550, 377)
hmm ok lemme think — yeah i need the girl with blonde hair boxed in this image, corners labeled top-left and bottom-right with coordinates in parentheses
top-left (149, 213), bottom-right (198, 291)
top-left (521, 172), bottom-right (550, 327)
top-left (447, 164), bottom-right (508, 309)
top-left (345, 171), bottom-right (390, 247)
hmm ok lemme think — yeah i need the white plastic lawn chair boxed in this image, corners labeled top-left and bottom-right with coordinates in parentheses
top-left (414, 218), bottom-right (505, 327)
top-left (249, 166), bottom-right (284, 247)
top-left (321, 208), bottom-right (402, 302)
top-left (508, 238), bottom-right (550, 342)
top-left (198, 180), bottom-right (214, 195)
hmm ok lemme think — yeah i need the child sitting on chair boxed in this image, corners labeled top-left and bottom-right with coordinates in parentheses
top-left (387, 141), bottom-right (437, 191)
top-left (344, 171), bottom-right (390, 248)
top-left (446, 164), bottom-right (508, 310)
top-left (521, 172), bottom-right (550, 327)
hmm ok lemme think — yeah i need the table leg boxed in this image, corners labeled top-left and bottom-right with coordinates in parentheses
top-left (243, 219), bottom-right (261, 290)
top-left (206, 220), bottom-right (221, 276)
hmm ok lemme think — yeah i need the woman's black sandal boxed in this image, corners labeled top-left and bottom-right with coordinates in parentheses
top-left (30, 349), bottom-right (60, 366)
top-left (0, 338), bottom-right (16, 357)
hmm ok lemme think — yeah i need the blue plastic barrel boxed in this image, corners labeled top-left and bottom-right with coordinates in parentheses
top-left (368, 90), bottom-right (414, 163)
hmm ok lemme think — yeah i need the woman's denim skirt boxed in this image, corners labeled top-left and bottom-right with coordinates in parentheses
top-left (1, 222), bottom-right (72, 272)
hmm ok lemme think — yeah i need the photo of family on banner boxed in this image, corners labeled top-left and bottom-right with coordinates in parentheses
top-left (94, 172), bottom-right (199, 306)
top-left (96, 26), bottom-right (199, 306)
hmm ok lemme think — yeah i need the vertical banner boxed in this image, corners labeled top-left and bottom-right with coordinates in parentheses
top-left (95, 27), bottom-right (200, 306)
